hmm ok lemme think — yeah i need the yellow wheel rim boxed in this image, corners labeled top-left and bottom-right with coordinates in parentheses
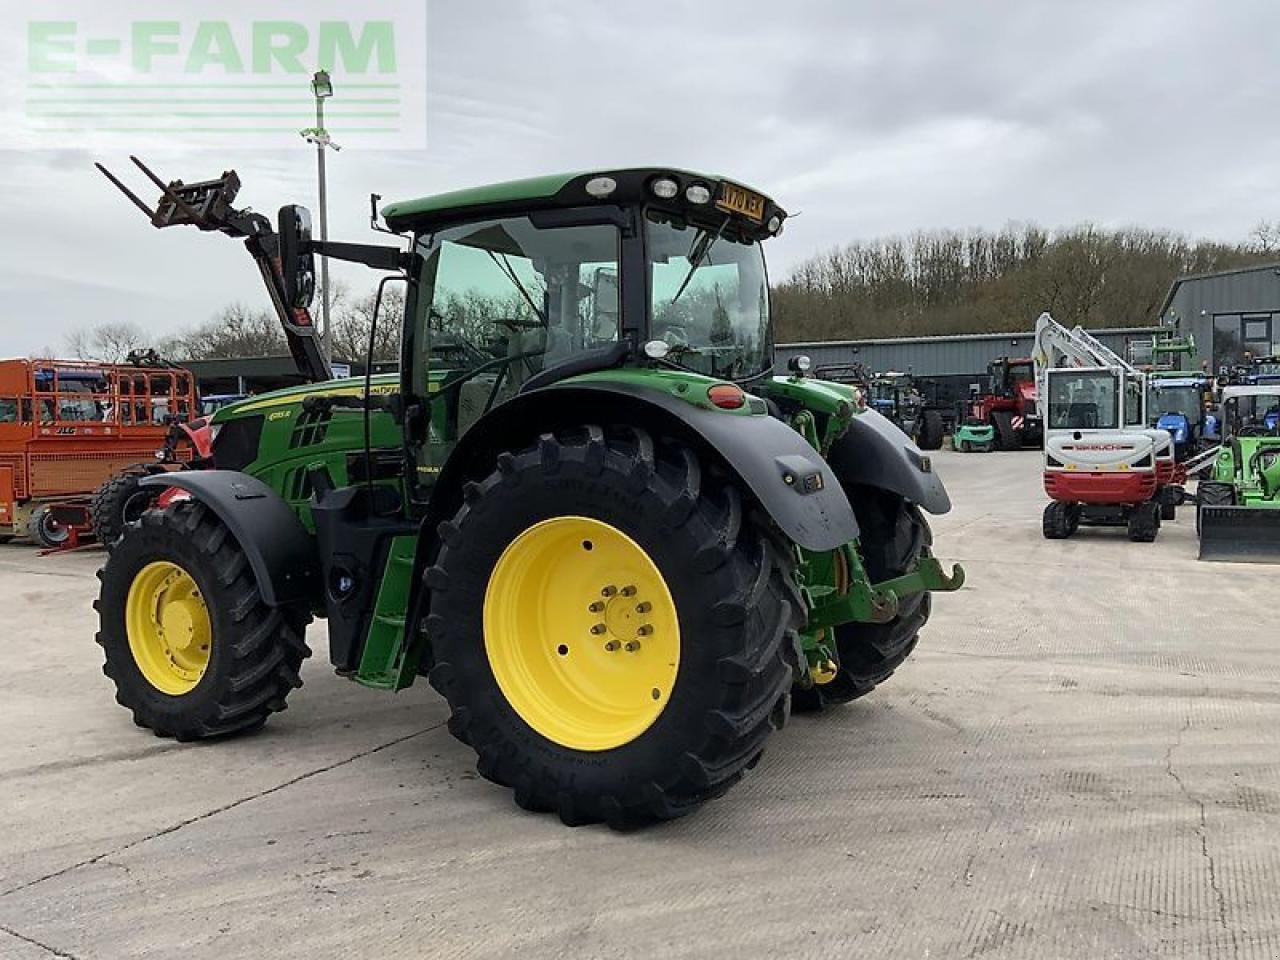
top-left (484, 516), bottom-right (680, 752)
top-left (125, 560), bottom-right (212, 696)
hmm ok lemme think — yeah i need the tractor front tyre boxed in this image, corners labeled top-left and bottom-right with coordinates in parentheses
top-left (95, 502), bottom-right (312, 740)
top-left (991, 412), bottom-right (1019, 451)
top-left (92, 463), bottom-right (166, 550)
top-left (792, 485), bottom-right (933, 712)
top-left (1195, 482), bottom-right (1235, 534)
top-left (916, 410), bottom-right (944, 450)
top-left (1042, 501), bottom-right (1076, 539)
top-left (425, 425), bottom-right (800, 829)
top-left (1127, 501), bottom-right (1160, 543)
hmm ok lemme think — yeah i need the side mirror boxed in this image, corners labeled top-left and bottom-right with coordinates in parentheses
top-left (277, 204), bottom-right (316, 309)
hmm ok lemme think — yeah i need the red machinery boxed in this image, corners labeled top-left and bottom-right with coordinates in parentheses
top-left (0, 358), bottom-right (199, 547)
top-left (971, 356), bottom-right (1042, 450)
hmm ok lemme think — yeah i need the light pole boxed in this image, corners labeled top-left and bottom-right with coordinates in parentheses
top-left (302, 69), bottom-right (338, 361)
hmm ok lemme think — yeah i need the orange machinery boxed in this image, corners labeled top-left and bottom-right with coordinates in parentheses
top-left (0, 358), bottom-right (198, 546)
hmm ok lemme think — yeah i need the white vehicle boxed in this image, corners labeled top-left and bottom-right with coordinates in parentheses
top-left (1033, 313), bottom-right (1179, 541)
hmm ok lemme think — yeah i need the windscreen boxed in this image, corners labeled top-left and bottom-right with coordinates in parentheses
top-left (647, 215), bottom-right (771, 380)
top-left (1150, 383), bottom-right (1204, 422)
top-left (1047, 371), bottom-right (1119, 429)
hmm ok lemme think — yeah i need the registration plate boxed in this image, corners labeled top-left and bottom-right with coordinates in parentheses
top-left (716, 182), bottom-right (766, 222)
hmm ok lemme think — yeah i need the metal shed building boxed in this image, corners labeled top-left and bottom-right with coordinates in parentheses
top-left (775, 327), bottom-right (1160, 379)
top-left (1157, 263), bottom-right (1280, 373)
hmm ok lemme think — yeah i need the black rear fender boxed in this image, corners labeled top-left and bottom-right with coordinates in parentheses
top-left (427, 383), bottom-right (859, 552)
top-left (825, 408), bottom-right (952, 515)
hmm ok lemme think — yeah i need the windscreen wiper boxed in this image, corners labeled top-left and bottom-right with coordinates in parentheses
top-left (486, 251), bottom-right (547, 327)
top-left (670, 218), bottom-right (729, 306)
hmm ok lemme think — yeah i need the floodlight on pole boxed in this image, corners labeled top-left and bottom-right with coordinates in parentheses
top-left (303, 69), bottom-right (337, 363)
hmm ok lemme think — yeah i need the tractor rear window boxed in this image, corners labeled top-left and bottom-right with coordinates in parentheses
top-left (0, 398), bottom-right (16, 423)
top-left (1047, 372), bottom-right (1119, 429)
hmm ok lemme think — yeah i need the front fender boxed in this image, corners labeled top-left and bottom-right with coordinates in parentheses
top-left (432, 383), bottom-right (859, 552)
top-left (825, 408), bottom-right (952, 514)
top-left (139, 470), bottom-right (319, 607)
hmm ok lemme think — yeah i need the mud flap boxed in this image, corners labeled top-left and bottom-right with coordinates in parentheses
top-left (1198, 505), bottom-right (1280, 562)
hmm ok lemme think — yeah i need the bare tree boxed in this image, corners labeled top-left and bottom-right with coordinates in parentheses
top-left (329, 284), bottom-right (403, 363)
top-left (63, 321), bottom-right (147, 363)
top-left (774, 223), bottom-right (1274, 342)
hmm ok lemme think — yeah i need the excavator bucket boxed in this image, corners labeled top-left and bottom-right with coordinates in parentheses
top-left (1198, 505), bottom-right (1280, 562)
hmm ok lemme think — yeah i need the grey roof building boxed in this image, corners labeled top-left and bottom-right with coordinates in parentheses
top-left (1157, 263), bottom-right (1280, 373)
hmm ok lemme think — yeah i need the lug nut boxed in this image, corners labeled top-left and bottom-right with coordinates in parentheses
top-left (590, 623), bottom-right (607, 635)
top-left (637, 624), bottom-right (653, 636)
top-left (635, 601), bottom-right (652, 614)
top-left (604, 640), bottom-right (621, 652)
top-left (601, 585), bottom-right (617, 597)
top-left (620, 585), bottom-right (636, 597)
top-left (624, 640), bottom-right (641, 652)
top-left (588, 601), bottom-right (604, 613)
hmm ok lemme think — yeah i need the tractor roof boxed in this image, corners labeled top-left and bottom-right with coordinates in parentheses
top-left (1222, 385), bottom-right (1280, 399)
top-left (381, 167), bottom-right (785, 239)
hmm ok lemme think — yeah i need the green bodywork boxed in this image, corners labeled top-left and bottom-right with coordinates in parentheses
top-left (952, 422), bottom-right (995, 451)
top-left (1210, 438), bottom-right (1280, 507)
top-left (209, 374), bottom-right (404, 533)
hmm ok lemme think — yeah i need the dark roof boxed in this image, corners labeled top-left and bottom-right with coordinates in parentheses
top-left (1158, 262), bottom-right (1280, 317)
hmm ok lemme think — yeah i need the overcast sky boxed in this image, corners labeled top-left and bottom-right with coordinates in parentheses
top-left (1, 0), bottom-right (1277, 357)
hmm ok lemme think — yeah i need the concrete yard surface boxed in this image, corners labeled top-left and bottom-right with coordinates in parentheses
top-left (2, 450), bottom-right (1278, 959)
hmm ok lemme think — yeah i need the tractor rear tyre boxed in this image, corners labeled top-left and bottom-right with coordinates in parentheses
top-left (1127, 501), bottom-right (1160, 543)
top-left (95, 502), bottom-right (312, 740)
top-left (28, 505), bottom-right (70, 548)
top-left (991, 412), bottom-right (1019, 451)
top-left (915, 410), bottom-right (944, 450)
top-left (92, 463), bottom-right (166, 550)
top-left (791, 485), bottom-right (933, 712)
top-left (1042, 501), bottom-right (1076, 539)
top-left (1195, 482), bottom-right (1234, 534)
top-left (425, 425), bottom-right (800, 829)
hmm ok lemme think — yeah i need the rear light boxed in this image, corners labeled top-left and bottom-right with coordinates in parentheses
top-left (707, 384), bottom-right (745, 410)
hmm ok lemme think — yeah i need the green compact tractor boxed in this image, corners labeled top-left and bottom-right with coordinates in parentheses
top-left (94, 162), bottom-right (964, 827)
top-left (1197, 384), bottom-right (1280, 562)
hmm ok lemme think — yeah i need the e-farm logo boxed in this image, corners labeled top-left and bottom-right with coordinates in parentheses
top-left (11, 1), bottom-right (425, 149)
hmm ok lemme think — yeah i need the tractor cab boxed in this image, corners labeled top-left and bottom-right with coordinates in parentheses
top-left (1220, 387), bottom-right (1280, 437)
top-left (1148, 373), bottom-right (1212, 459)
top-left (391, 170), bottom-right (784, 488)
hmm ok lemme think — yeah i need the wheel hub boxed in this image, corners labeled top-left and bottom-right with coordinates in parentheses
top-left (483, 516), bottom-right (681, 752)
top-left (125, 561), bottom-right (212, 695)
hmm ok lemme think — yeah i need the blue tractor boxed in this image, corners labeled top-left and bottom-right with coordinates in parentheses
top-left (1148, 372), bottom-right (1213, 461)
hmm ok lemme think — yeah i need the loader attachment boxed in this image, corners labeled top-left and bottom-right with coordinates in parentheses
top-left (1198, 505), bottom-right (1280, 562)
top-left (95, 156), bottom-right (332, 384)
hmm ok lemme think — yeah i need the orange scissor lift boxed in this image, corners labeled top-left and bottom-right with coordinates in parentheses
top-left (0, 358), bottom-right (198, 547)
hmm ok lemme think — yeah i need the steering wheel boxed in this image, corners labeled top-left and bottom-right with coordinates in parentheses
top-left (432, 348), bottom-right (548, 401)
top-left (1237, 426), bottom-right (1271, 437)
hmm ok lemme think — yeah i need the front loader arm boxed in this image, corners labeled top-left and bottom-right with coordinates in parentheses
top-left (96, 156), bottom-right (332, 383)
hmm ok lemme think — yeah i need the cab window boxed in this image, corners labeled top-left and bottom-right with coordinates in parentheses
top-left (413, 216), bottom-right (621, 446)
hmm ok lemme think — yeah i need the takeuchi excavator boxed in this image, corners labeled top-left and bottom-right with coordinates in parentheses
top-left (1032, 312), bottom-right (1181, 542)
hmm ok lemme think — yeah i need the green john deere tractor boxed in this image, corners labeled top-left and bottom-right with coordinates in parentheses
top-left (1197, 384), bottom-right (1280, 562)
top-left (93, 163), bottom-right (964, 827)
